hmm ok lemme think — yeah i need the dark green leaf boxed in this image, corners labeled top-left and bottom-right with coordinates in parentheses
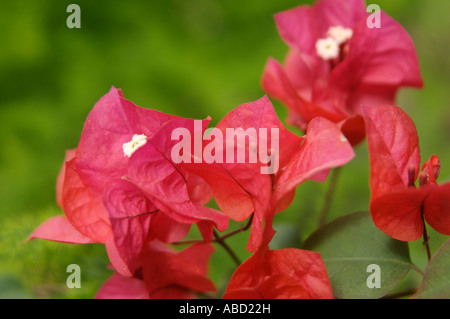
top-left (413, 239), bottom-right (450, 299)
top-left (303, 211), bottom-right (414, 299)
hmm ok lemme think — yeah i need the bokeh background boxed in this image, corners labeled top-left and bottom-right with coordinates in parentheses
top-left (1, 0), bottom-right (450, 298)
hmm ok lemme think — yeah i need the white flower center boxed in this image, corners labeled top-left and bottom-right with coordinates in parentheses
top-left (316, 26), bottom-right (353, 61)
top-left (315, 37), bottom-right (339, 60)
top-left (327, 26), bottom-right (353, 45)
top-left (123, 134), bottom-right (148, 157)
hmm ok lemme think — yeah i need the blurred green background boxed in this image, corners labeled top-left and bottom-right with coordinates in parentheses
top-left (1, 0), bottom-right (450, 298)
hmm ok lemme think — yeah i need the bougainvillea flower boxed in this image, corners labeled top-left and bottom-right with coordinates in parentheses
top-left (223, 215), bottom-right (333, 299)
top-left (363, 105), bottom-right (450, 241)
top-left (29, 87), bottom-right (228, 277)
top-left (262, 0), bottom-right (423, 145)
top-left (182, 96), bottom-right (354, 252)
top-left (96, 242), bottom-right (216, 299)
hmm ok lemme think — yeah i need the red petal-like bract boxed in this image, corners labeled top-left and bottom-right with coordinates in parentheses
top-left (262, 0), bottom-right (423, 144)
top-left (142, 242), bottom-right (216, 298)
top-left (62, 158), bottom-right (112, 244)
top-left (95, 273), bottom-right (149, 299)
top-left (96, 241), bottom-right (216, 299)
top-left (223, 245), bottom-right (332, 299)
top-left (223, 211), bottom-right (333, 299)
top-left (364, 105), bottom-right (450, 241)
top-left (273, 116), bottom-right (355, 213)
top-left (363, 105), bottom-right (421, 199)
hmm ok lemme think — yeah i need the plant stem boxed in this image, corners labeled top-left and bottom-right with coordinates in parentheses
top-left (421, 209), bottom-right (432, 262)
top-left (317, 167), bottom-right (342, 228)
top-left (220, 214), bottom-right (253, 241)
top-left (172, 215), bottom-right (253, 246)
top-left (213, 229), bottom-right (241, 266)
top-left (172, 215), bottom-right (254, 267)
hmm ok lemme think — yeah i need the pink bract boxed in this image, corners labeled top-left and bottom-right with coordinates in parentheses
top-left (29, 87), bottom-right (228, 277)
top-left (262, 0), bottom-right (423, 145)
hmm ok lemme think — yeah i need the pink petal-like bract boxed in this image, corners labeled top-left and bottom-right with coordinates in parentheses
top-left (262, 0), bottom-right (423, 144)
top-left (273, 116), bottom-right (355, 213)
top-left (103, 179), bottom-right (156, 275)
top-left (126, 117), bottom-right (229, 240)
top-left (142, 242), bottom-right (216, 298)
top-left (28, 215), bottom-right (94, 244)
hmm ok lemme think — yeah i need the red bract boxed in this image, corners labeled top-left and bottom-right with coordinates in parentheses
top-left (262, 0), bottom-right (423, 145)
top-left (223, 247), bottom-right (333, 299)
top-left (29, 87), bottom-right (228, 277)
top-left (183, 96), bottom-right (354, 252)
top-left (96, 242), bottom-right (216, 299)
top-left (223, 215), bottom-right (333, 299)
top-left (363, 105), bottom-right (450, 241)
top-left (95, 273), bottom-right (149, 299)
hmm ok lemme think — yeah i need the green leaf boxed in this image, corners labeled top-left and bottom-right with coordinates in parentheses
top-left (413, 239), bottom-right (450, 299)
top-left (303, 211), bottom-right (414, 299)
top-left (269, 222), bottom-right (302, 250)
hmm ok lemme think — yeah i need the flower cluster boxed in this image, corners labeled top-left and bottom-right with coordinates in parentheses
top-left (261, 0), bottom-right (423, 145)
top-left (30, 87), bottom-right (354, 298)
top-left (29, 0), bottom-right (450, 299)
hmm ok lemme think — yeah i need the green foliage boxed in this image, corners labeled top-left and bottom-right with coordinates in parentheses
top-left (414, 239), bottom-right (450, 299)
top-left (303, 212), bottom-right (416, 299)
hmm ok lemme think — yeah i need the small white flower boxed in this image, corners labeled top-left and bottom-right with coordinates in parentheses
top-left (327, 25), bottom-right (353, 45)
top-left (123, 134), bottom-right (148, 157)
top-left (316, 37), bottom-right (340, 60)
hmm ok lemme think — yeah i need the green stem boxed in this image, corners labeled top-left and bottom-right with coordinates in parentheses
top-left (317, 167), bottom-right (342, 228)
